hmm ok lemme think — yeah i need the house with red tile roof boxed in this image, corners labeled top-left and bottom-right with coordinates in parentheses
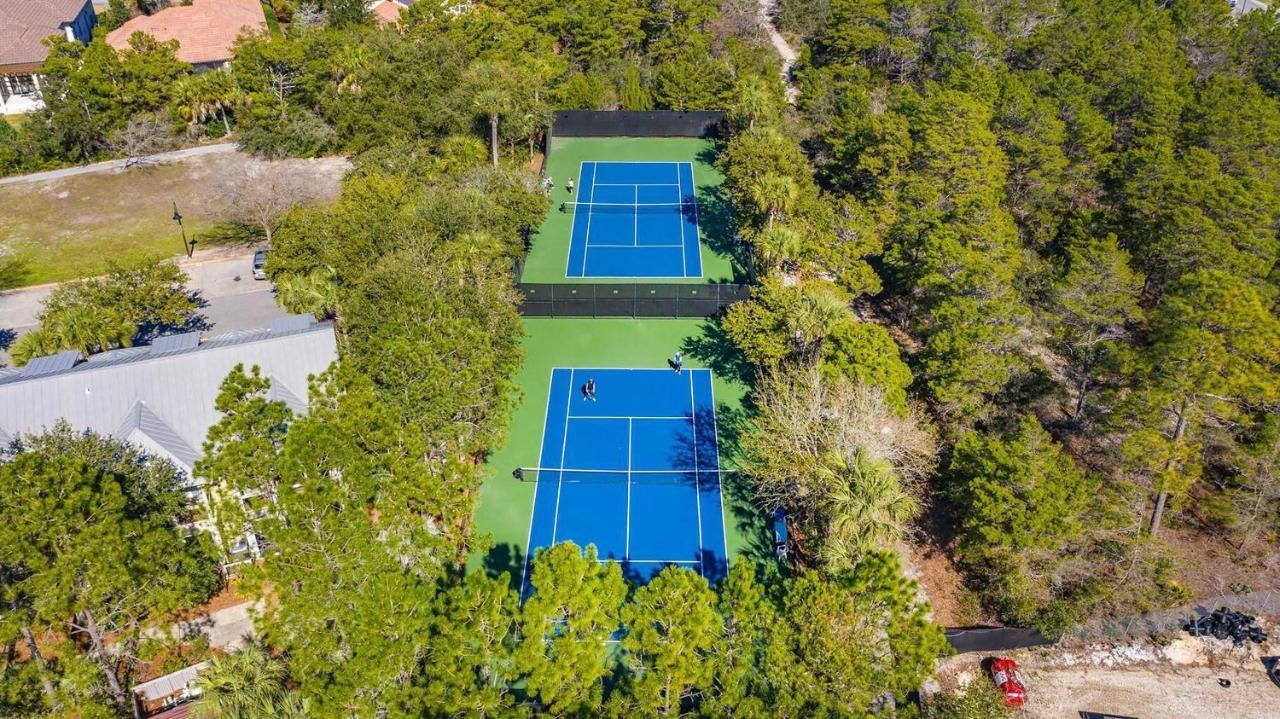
top-left (106, 0), bottom-right (266, 71)
top-left (370, 0), bottom-right (406, 24)
top-left (0, 0), bottom-right (96, 114)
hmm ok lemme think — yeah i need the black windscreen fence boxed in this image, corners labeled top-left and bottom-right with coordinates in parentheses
top-left (552, 111), bottom-right (726, 138)
top-left (517, 283), bottom-right (750, 318)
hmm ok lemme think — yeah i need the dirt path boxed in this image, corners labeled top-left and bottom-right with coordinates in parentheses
top-left (0, 143), bottom-right (239, 186)
top-left (758, 0), bottom-right (800, 103)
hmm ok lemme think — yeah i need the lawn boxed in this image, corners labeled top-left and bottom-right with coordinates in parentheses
top-left (520, 136), bottom-right (747, 284)
top-left (0, 153), bottom-right (347, 287)
top-left (472, 317), bottom-right (771, 587)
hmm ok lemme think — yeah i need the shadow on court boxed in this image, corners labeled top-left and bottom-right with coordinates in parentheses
top-left (696, 145), bottom-right (750, 283)
top-left (682, 319), bottom-right (754, 387)
top-left (711, 403), bottom-right (776, 565)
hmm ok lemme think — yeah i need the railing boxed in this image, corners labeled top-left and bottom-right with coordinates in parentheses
top-left (516, 283), bottom-right (750, 318)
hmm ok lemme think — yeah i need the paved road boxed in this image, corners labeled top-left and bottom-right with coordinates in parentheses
top-left (0, 143), bottom-right (239, 187)
top-left (0, 249), bottom-right (287, 366)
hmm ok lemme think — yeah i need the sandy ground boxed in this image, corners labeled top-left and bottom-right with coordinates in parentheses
top-left (935, 631), bottom-right (1280, 719)
top-left (1026, 663), bottom-right (1277, 718)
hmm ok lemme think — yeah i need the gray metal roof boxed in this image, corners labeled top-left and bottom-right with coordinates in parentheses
top-left (0, 316), bottom-right (337, 472)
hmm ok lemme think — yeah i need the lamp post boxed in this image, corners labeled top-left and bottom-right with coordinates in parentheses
top-left (172, 202), bottom-right (197, 258)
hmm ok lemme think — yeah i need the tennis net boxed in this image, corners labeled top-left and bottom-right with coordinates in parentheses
top-left (512, 467), bottom-right (732, 485)
top-left (560, 200), bottom-right (695, 214)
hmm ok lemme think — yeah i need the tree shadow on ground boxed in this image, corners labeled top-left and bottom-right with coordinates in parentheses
top-left (199, 221), bottom-right (264, 248)
top-left (712, 402), bottom-right (775, 564)
top-left (695, 145), bottom-right (751, 284)
top-left (133, 290), bottom-right (210, 345)
top-left (483, 542), bottom-right (526, 591)
top-left (0, 255), bottom-right (31, 292)
top-left (681, 319), bottom-right (754, 387)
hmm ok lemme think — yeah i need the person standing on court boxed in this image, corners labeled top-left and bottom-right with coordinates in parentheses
top-left (567, 177), bottom-right (575, 194)
top-left (672, 351), bottom-right (683, 374)
top-left (582, 378), bottom-right (597, 402)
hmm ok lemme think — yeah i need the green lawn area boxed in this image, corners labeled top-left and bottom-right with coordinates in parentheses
top-left (0, 163), bottom-right (224, 286)
top-left (472, 317), bottom-right (770, 586)
top-left (0, 153), bottom-right (347, 287)
top-left (519, 136), bottom-right (746, 284)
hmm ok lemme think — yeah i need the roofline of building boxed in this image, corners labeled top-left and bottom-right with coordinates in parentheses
top-left (0, 319), bottom-right (336, 388)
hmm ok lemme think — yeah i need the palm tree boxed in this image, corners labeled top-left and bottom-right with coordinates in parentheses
top-left (747, 173), bottom-right (799, 229)
top-left (756, 223), bottom-right (806, 273)
top-left (174, 72), bottom-right (244, 136)
top-left (734, 75), bottom-right (775, 130)
top-left (786, 281), bottom-right (850, 363)
top-left (817, 452), bottom-right (916, 572)
top-left (276, 267), bottom-right (339, 319)
top-left (466, 61), bottom-right (514, 168)
top-left (193, 644), bottom-right (306, 719)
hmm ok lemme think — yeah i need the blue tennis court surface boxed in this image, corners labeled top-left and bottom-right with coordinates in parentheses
top-left (565, 161), bottom-right (703, 278)
top-left (523, 368), bottom-right (727, 591)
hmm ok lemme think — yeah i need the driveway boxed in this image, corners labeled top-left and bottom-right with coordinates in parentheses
top-left (0, 248), bottom-right (287, 366)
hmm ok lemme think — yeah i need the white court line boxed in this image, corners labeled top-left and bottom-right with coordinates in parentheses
top-left (518, 367), bottom-right (561, 595)
top-left (633, 185), bottom-right (639, 248)
top-left (563, 160), bottom-right (587, 278)
top-left (593, 559), bottom-right (701, 564)
top-left (593, 182), bottom-right (680, 187)
top-left (684, 162), bottom-right (703, 279)
top-left (550, 369), bottom-right (575, 544)
top-left (586, 244), bottom-right (687, 248)
top-left (689, 370), bottom-right (705, 576)
top-left (708, 372), bottom-right (730, 564)
top-left (678, 163), bottom-right (688, 278)
top-left (625, 418), bottom-right (632, 560)
top-left (556, 467), bottom-right (702, 473)
top-left (577, 164), bottom-right (598, 277)
top-left (568, 415), bottom-right (694, 420)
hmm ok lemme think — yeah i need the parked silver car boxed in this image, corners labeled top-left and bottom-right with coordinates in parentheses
top-left (252, 249), bottom-right (269, 280)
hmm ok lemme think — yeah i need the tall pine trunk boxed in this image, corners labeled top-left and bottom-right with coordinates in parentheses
top-left (20, 626), bottom-right (58, 705)
top-left (489, 113), bottom-right (499, 167)
top-left (1149, 399), bottom-right (1189, 534)
top-left (78, 609), bottom-right (127, 707)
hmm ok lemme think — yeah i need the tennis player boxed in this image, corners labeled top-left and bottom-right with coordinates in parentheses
top-left (672, 351), bottom-right (683, 374)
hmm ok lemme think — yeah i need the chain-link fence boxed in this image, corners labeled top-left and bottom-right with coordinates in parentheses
top-left (516, 283), bottom-right (750, 318)
top-left (551, 111), bottom-right (726, 138)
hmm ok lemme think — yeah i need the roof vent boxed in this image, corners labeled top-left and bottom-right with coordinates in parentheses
top-left (269, 314), bottom-right (316, 335)
top-left (150, 332), bottom-right (201, 354)
top-left (21, 350), bottom-right (80, 377)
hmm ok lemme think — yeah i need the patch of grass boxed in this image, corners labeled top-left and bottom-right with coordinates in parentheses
top-left (472, 317), bottom-right (770, 586)
top-left (0, 153), bottom-right (345, 287)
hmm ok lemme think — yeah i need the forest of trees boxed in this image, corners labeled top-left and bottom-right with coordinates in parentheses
top-left (2, 0), bottom-right (1278, 717)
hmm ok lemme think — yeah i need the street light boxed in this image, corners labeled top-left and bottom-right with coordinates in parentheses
top-left (172, 202), bottom-right (197, 258)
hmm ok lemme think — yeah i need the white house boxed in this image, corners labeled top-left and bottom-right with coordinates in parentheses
top-left (0, 0), bottom-right (95, 114)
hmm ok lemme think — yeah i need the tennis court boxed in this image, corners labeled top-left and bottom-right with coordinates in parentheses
top-left (564, 161), bottom-right (703, 278)
top-left (521, 367), bottom-right (728, 590)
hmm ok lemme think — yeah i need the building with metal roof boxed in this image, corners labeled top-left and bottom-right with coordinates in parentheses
top-left (0, 315), bottom-right (337, 562)
top-left (0, 314), bottom-right (335, 472)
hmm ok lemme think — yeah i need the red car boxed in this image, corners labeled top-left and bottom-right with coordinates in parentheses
top-left (990, 657), bottom-right (1027, 707)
